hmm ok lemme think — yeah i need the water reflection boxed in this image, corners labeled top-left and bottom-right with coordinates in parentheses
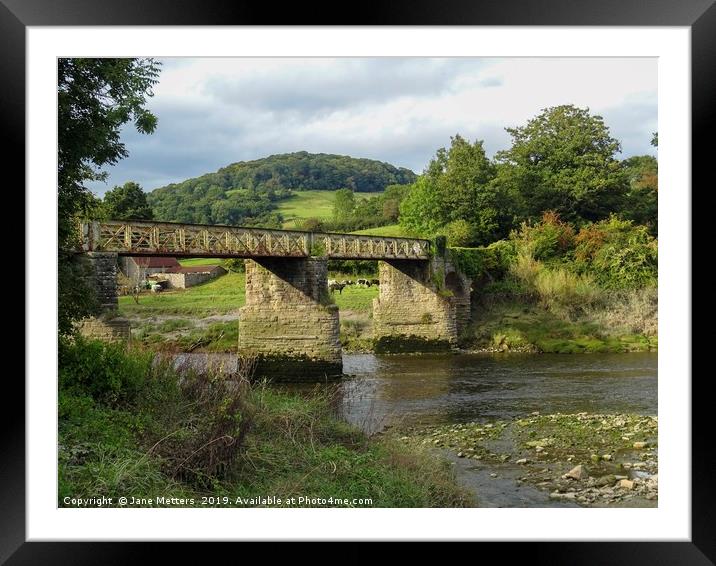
top-left (165, 351), bottom-right (657, 435)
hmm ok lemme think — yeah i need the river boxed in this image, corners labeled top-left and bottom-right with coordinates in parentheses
top-left (335, 352), bottom-right (657, 434)
top-left (169, 351), bottom-right (658, 507)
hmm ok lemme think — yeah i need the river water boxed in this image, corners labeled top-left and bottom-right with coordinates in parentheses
top-left (333, 352), bottom-right (657, 434)
top-left (169, 351), bottom-right (657, 507)
top-left (170, 351), bottom-right (658, 432)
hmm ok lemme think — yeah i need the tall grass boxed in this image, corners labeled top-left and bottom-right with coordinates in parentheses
top-left (59, 339), bottom-right (471, 507)
top-left (509, 251), bottom-right (601, 314)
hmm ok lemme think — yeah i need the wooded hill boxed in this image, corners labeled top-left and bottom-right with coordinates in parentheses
top-left (147, 152), bottom-right (416, 225)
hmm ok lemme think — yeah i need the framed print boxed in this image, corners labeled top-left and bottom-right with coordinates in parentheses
top-left (8, 0), bottom-right (711, 560)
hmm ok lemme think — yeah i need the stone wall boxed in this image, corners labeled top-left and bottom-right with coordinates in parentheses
top-left (83, 252), bottom-right (120, 311)
top-left (157, 269), bottom-right (225, 289)
top-left (239, 258), bottom-right (342, 380)
top-left (445, 267), bottom-right (472, 336)
top-left (76, 316), bottom-right (131, 342)
top-left (372, 257), bottom-right (472, 352)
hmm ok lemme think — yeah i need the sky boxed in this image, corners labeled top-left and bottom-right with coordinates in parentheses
top-left (87, 57), bottom-right (657, 195)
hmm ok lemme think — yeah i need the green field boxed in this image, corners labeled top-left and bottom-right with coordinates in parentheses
top-left (178, 257), bottom-right (225, 267)
top-left (277, 190), bottom-right (379, 229)
top-left (351, 224), bottom-right (408, 237)
top-left (119, 271), bottom-right (377, 317)
top-left (119, 272), bottom-right (246, 316)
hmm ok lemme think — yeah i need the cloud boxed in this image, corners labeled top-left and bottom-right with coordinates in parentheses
top-left (85, 57), bottom-right (657, 195)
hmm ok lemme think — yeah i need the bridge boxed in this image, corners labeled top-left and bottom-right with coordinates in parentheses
top-left (77, 220), bottom-right (472, 380)
top-left (79, 219), bottom-right (431, 260)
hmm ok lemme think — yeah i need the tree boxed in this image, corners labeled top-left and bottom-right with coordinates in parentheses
top-left (399, 135), bottom-right (507, 244)
top-left (620, 154), bottom-right (658, 235)
top-left (333, 188), bottom-right (356, 223)
top-left (103, 181), bottom-right (154, 220)
top-left (58, 58), bottom-right (160, 335)
top-left (495, 105), bottom-right (628, 224)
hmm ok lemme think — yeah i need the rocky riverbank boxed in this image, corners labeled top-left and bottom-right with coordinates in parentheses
top-left (399, 412), bottom-right (657, 507)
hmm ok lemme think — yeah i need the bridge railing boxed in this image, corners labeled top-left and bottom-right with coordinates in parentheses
top-left (78, 220), bottom-right (431, 260)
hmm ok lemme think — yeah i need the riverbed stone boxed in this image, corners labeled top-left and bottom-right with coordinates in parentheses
top-left (563, 465), bottom-right (589, 481)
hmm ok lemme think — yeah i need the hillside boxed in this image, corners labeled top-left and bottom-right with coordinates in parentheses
top-left (277, 190), bottom-right (378, 229)
top-left (147, 152), bottom-right (416, 225)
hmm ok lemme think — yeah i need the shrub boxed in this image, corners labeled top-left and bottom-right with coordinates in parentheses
top-left (59, 337), bottom-right (152, 406)
top-left (449, 240), bottom-right (515, 280)
top-left (511, 210), bottom-right (575, 261)
top-left (574, 216), bottom-right (657, 289)
top-left (223, 259), bottom-right (246, 273)
top-left (442, 219), bottom-right (475, 247)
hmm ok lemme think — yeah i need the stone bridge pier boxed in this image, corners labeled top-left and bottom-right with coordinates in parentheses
top-left (76, 252), bottom-right (132, 342)
top-left (239, 258), bottom-right (342, 380)
top-left (372, 256), bottom-right (472, 353)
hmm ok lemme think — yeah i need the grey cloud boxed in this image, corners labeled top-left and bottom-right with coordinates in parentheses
top-left (598, 93), bottom-right (658, 158)
top-left (202, 58), bottom-right (489, 117)
top-left (87, 59), bottom-right (656, 196)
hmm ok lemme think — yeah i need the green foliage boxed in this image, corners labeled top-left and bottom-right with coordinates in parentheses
top-left (399, 176), bottom-right (448, 236)
top-left (448, 240), bottom-right (515, 280)
top-left (399, 135), bottom-right (508, 244)
top-left (58, 337), bottom-right (152, 405)
top-left (148, 152), bottom-right (416, 226)
top-left (495, 104), bottom-right (628, 224)
top-left (574, 216), bottom-right (657, 289)
top-left (442, 219), bottom-right (475, 247)
top-left (58, 57), bottom-right (161, 335)
top-left (223, 258), bottom-right (246, 273)
top-left (102, 181), bottom-right (154, 220)
top-left (58, 253), bottom-right (101, 336)
top-left (511, 211), bottom-right (575, 261)
top-left (620, 155), bottom-right (658, 235)
top-left (333, 188), bottom-right (356, 222)
top-left (532, 267), bottom-right (603, 312)
top-left (301, 217), bottom-right (326, 232)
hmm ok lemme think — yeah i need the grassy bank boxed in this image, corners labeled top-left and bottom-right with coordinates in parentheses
top-left (463, 298), bottom-right (657, 354)
top-left (59, 338), bottom-right (471, 508)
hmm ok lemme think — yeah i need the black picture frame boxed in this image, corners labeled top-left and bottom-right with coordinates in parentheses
top-left (8, 0), bottom-right (709, 561)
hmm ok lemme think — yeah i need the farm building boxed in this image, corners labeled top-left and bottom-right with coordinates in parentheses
top-left (156, 264), bottom-right (227, 289)
top-left (120, 256), bottom-right (227, 289)
top-left (120, 256), bottom-right (182, 279)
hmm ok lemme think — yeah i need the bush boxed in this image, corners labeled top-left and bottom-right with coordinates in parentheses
top-left (59, 337), bottom-right (152, 406)
top-left (449, 240), bottom-right (515, 280)
top-left (575, 216), bottom-right (657, 289)
top-left (511, 210), bottom-right (575, 261)
top-left (442, 219), bottom-right (475, 247)
top-left (223, 259), bottom-right (245, 273)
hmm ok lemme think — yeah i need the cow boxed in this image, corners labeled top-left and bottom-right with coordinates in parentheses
top-left (329, 282), bottom-right (345, 294)
top-left (370, 279), bottom-right (380, 286)
top-left (357, 278), bottom-right (370, 287)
